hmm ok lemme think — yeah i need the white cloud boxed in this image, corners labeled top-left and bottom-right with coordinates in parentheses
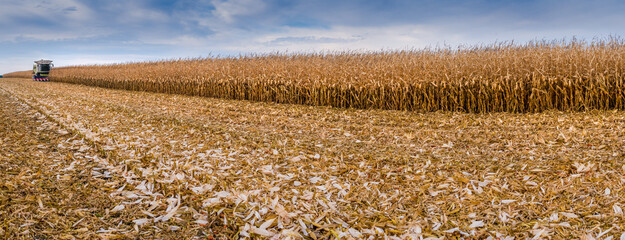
top-left (146, 24), bottom-right (439, 54)
top-left (4, 32), bottom-right (103, 42)
top-left (253, 25), bottom-right (433, 51)
top-left (0, 0), bottom-right (102, 42)
top-left (101, 1), bottom-right (170, 24)
top-left (210, 0), bottom-right (266, 23)
top-left (0, 0), bottom-right (93, 22)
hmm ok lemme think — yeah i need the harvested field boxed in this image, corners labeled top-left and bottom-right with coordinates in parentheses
top-left (0, 85), bottom-right (196, 239)
top-left (5, 39), bottom-right (625, 113)
top-left (1, 77), bottom-right (624, 239)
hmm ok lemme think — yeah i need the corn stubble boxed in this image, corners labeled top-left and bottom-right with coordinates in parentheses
top-left (3, 77), bottom-right (625, 238)
top-left (6, 39), bottom-right (625, 112)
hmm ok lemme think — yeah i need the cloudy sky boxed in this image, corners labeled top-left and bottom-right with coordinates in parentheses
top-left (1, 0), bottom-right (624, 74)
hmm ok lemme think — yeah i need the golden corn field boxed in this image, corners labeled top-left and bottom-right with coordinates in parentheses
top-left (6, 39), bottom-right (625, 112)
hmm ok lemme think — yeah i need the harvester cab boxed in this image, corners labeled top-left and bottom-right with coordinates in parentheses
top-left (33, 59), bottom-right (53, 81)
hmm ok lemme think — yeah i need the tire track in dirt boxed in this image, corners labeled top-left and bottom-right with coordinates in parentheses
top-left (0, 86), bottom-right (131, 238)
top-left (0, 85), bottom-right (200, 239)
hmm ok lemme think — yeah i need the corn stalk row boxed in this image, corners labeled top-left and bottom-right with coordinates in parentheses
top-left (6, 39), bottom-right (625, 113)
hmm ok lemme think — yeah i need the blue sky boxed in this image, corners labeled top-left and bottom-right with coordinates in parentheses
top-left (1, 0), bottom-right (624, 74)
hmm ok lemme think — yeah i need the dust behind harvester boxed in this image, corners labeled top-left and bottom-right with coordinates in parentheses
top-left (33, 59), bottom-right (53, 82)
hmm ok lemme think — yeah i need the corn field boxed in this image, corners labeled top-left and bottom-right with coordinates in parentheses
top-left (6, 39), bottom-right (625, 113)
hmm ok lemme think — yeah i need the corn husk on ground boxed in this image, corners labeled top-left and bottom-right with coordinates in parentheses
top-left (6, 39), bottom-right (625, 113)
top-left (0, 81), bottom-right (204, 239)
top-left (1, 78), bottom-right (625, 239)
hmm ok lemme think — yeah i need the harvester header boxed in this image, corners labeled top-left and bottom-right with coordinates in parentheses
top-left (33, 59), bottom-right (53, 81)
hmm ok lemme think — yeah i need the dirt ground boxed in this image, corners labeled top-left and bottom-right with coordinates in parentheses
top-left (1, 78), bottom-right (624, 239)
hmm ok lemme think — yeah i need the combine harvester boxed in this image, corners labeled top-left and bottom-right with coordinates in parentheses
top-left (33, 59), bottom-right (53, 81)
